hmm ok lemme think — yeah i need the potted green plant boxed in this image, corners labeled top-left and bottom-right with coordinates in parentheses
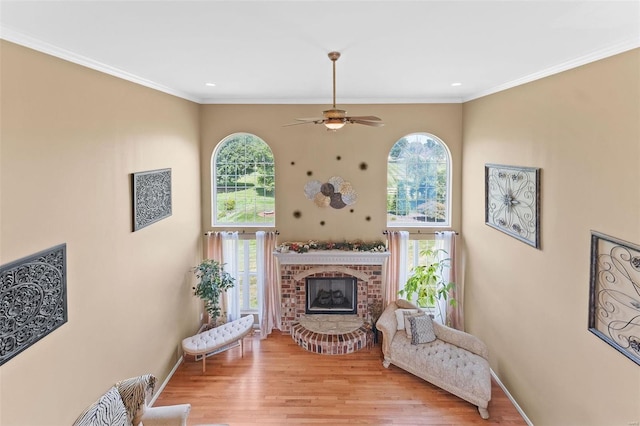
top-left (192, 259), bottom-right (235, 325)
top-left (398, 248), bottom-right (456, 324)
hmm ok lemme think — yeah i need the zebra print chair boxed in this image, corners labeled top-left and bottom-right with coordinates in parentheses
top-left (73, 374), bottom-right (191, 426)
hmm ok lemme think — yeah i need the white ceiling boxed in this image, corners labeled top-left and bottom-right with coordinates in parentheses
top-left (1, 1), bottom-right (639, 104)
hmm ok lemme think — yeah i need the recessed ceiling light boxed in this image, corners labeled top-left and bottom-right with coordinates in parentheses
top-left (451, 82), bottom-right (462, 87)
top-left (205, 82), bottom-right (216, 87)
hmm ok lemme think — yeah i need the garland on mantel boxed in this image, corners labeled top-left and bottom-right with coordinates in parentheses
top-left (276, 240), bottom-right (387, 254)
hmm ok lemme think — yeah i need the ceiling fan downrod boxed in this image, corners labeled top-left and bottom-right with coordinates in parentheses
top-left (328, 51), bottom-right (340, 109)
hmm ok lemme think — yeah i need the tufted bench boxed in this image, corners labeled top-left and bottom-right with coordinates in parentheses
top-left (376, 300), bottom-right (492, 419)
top-left (182, 315), bottom-right (254, 372)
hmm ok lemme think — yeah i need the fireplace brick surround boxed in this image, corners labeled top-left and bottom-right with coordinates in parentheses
top-left (274, 251), bottom-right (389, 333)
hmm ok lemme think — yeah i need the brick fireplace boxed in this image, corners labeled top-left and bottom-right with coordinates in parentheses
top-left (274, 251), bottom-right (389, 333)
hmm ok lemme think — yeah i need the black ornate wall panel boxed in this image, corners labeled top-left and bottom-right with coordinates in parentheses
top-left (0, 244), bottom-right (67, 366)
top-left (132, 168), bottom-right (172, 231)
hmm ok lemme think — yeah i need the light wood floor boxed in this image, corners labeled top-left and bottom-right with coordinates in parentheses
top-left (155, 332), bottom-right (527, 425)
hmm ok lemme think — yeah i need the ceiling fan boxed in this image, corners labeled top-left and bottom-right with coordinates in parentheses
top-left (285, 51), bottom-right (384, 130)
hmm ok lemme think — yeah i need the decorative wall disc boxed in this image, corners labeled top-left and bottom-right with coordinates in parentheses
top-left (330, 193), bottom-right (347, 209)
top-left (304, 180), bottom-right (322, 199)
top-left (314, 192), bottom-right (330, 207)
top-left (328, 176), bottom-right (344, 189)
top-left (320, 183), bottom-right (335, 196)
top-left (339, 181), bottom-right (353, 194)
top-left (341, 191), bottom-right (357, 205)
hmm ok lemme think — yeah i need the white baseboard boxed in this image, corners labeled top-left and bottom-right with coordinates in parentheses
top-left (149, 355), bottom-right (183, 407)
top-left (490, 369), bottom-right (533, 426)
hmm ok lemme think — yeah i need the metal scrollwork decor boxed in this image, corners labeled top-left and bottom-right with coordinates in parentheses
top-left (0, 244), bottom-right (67, 366)
top-left (132, 168), bottom-right (172, 231)
top-left (589, 231), bottom-right (640, 366)
top-left (485, 164), bottom-right (540, 248)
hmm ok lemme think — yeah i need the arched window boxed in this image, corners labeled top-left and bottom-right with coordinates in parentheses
top-left (211, 133), bottom-right (275, 226)
top-left (387, 133), bottom-right (451, 227)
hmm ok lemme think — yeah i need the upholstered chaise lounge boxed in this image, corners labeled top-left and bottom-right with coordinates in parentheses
top-left (376, 300), bottom-right (492, 419)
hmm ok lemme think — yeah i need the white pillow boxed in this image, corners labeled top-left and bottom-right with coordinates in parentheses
top-left (395, 308), bottom-right (420, 330)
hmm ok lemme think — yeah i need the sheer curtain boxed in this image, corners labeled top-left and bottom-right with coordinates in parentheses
top-left (204, 232), bottom-right (224, 262)
top-left (203, 232), bottom-right (224, 324)
top-left (384, 231), bottom-right (409, 306)
top-left (203, 231), bottom-right (240, 323)
top-left (435, 231), bottom-right (463, 330)
top-left (221, 232), bottom-right (239, 322)
top-left (257, 231), bottom-right (280, 338)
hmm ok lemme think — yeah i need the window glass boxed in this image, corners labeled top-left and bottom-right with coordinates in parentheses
top-left (212, 133), bottom-right (275, 226)
top-left (237, 239), bottom-right (258, 312)
top-left (387, 133), bottom-right (450, 226)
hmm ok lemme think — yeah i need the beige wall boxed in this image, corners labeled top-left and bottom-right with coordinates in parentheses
top-left (0, 41), bottom-right (202, 425)
top-left (200, 103), bottom-right (462, 242)
top-left (462, 49), bottom-right (640, 425)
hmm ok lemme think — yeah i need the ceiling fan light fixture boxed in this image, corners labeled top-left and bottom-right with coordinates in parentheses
top-left (324, 119), bottom-right (346, 130)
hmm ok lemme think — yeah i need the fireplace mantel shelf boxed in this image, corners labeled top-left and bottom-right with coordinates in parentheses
top-left (273, 250), bottom-right (389, 265)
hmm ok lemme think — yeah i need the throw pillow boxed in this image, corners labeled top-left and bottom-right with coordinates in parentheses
top-left (404, 312), bottom-right (426, 338)
top-left (72, 386), bottom-right (127, 426)
top-left (394, 308), bottom-right (420, 330)
top-left (115, 374), bottom-right (156, 426)
top-left (409, 315), bottom-right (437, 345)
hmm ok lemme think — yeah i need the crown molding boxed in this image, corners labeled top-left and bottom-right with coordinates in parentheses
top-left (464, 37), bottom-right (640, 102)
top-left (0, 27), bottom-right (202, 104)
top-left (199, 96), bottom-right (464, 105)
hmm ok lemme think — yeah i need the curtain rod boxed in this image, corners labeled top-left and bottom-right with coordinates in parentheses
top-left (382, 230), bottom-right (458, 235)
top-left (204, 230), bottom-right (279, 236)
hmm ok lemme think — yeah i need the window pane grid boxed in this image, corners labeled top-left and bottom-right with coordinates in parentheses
top-left (213, 133), bottom-right (275, 226)
top-left (387, 133), bottom-right (450, 226)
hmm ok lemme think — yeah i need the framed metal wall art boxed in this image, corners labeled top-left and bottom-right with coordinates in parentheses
top-left (132, 168), bottom-right (172, 231)
top-left (589, 231), bottom-right (640, 366)
top-left (0, 244), bottom-right (67, 366)
top-left (485, 164), bottom-right (540, 248)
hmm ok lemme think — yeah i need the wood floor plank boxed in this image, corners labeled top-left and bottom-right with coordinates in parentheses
top-left (154, 332), bottom-right (527, 425)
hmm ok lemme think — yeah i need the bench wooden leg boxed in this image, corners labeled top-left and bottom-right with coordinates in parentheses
top-left (202, 354), bottom-right (206, 372)
top-left (241, 337), bottom-right (244, 358)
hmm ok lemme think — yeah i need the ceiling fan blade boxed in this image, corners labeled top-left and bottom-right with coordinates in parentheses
top-left (294, 117), bottom-right (325, 122)
top-left (283, 117), bottom-right (327, 127)
top-left (282, 121), bottom-right (316, 127)
top-left (348, 115), bottom-right (382, 122)
top-left (349, 119), bottom-right (385, 127)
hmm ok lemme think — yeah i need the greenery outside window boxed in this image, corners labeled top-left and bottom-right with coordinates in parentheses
top-left (212, 133), bottom-right (275, 226)
top-left (387, 133), bottom-right (451, 226)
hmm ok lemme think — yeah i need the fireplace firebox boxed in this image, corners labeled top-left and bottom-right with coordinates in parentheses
top-left (305, 277), bottom-right (357, 315)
